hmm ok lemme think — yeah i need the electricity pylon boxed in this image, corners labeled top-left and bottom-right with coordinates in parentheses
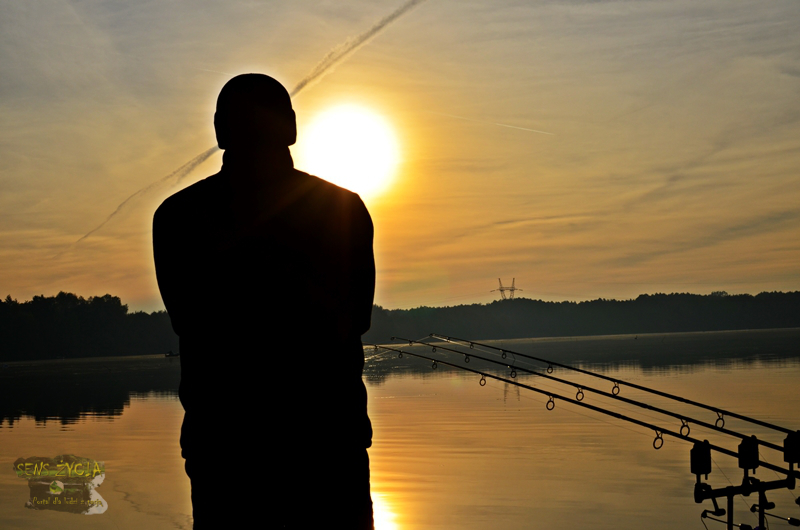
top-left (491, 278), bottom-right (522, 300)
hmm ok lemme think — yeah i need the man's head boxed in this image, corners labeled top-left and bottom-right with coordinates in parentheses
top-left (214, 74), bottom-right (296, 151)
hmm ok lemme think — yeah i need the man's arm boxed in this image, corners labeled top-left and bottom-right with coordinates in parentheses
top-left (350, 196), bottom-right (376, 338)
top-left (153, 200), bottom-right (186, 337)
top-left (329, 192), bottom-right (375, 342)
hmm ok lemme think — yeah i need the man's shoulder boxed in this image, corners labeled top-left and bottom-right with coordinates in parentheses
top-left (293, 169), bottom-right (369, 212)
top-left (294, 169), bottom-right (352, 195)
top-left (154, 172), bottom-right (224, 222)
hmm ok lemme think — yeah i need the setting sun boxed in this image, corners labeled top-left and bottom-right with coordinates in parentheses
top-left (294, 105), bottom-right (400, 199)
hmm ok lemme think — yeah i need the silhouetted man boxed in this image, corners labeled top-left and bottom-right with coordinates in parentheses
top-left (153, 74), bottom-right (375, 529)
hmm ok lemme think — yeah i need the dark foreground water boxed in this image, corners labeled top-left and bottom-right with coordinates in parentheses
top-left (1, 328), bottom-right (798, 529)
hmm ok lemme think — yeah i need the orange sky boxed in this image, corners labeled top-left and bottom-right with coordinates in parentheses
top-left (2, 0), bottom-right (799, 311)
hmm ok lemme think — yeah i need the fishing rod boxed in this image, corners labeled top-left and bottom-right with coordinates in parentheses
top-left (371, 342), bottom-right (800, 530)
top-left (392, 336), bottom-right (786, 453)
top-left (429, 333), bottom-right (796, 436)
top-left (371, 344), bottom-right (799, 478)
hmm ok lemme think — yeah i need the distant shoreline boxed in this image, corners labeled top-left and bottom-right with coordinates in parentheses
top-left (365, 326), bottom-right (800, 383)
top-left (466, 325), bottom-right (800, 344)
top-left (0, 353), bottom-right (167, 367)
top-left (2, 291), bottom-right (799, 362)
top-left (1, 327), bottom-right (797, 366)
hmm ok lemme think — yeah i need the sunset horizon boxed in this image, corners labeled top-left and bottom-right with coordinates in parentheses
top-left (3, 0), bottom-right (799, 312)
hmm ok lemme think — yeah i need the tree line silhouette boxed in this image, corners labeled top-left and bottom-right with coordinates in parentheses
top-left (0, 292), bottom-right (177, 362)
top-left (366, 291), bottom-right (800, 343)
top-left (1, 290), bottom-right (798, 361)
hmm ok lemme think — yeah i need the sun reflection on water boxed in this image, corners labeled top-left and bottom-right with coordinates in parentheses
top-left (372, 491), bottom-right (399, 530)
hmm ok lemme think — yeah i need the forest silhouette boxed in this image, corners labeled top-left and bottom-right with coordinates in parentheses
top-left (1, 290), bottom-right (799, 362)
top-left (0, 292), bottom-right (176, 361)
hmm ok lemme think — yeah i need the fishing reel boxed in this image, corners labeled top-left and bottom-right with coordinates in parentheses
top-left (697, 489), bottom-right (725, 519)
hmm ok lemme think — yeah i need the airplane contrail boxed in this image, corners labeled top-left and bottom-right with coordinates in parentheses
top-left (75, 147), bottom-right (219, 244)
top-left (75, 0), bottom-right (427, 244)
top-left (429, 111), bottom-right (555, 136)
top-left (290, 0), bottom-right (427, 96)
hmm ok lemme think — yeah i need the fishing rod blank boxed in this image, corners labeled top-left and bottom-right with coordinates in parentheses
top-left (701, 512), bottom-right (754, 530)
top-left (429, 333), bottom-right (796, 436)
top-left (370, 344), bottom-right (799, 479)
top-left (758, 511), bottom-right (800, 526)
top-left (392, 336), bottom-right (785, 453)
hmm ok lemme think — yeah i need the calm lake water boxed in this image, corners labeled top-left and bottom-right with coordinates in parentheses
top-left (1, 328), bottom-right (798, 529)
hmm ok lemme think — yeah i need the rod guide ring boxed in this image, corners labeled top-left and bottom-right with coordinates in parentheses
top-left (680, 419), bottom-right (690, 437)
top-left (653, 430), bottom-right (664, 450)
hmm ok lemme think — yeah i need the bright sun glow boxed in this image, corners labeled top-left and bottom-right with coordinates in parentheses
top-left (371, 491), bottom-right (399, 530)
top-left (295, 105), bottom-right (400, 199)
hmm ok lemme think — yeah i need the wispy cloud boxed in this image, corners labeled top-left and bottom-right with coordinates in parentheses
top-left (73, 0), bottom-right (429, 244)
top-left (610, 208), bottom-right (800, 266)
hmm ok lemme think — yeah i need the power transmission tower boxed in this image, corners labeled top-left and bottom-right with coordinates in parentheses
top-left (491, 278), bottom-right (522, 300)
